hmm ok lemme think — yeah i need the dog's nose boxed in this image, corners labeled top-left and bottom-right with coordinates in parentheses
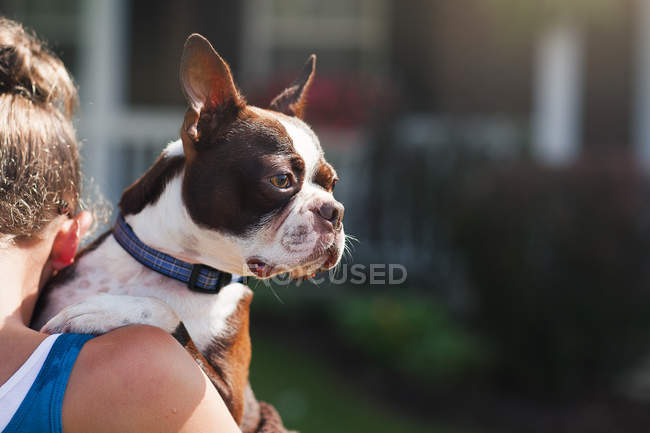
top-left (317, 201), bottom-right (344, 230)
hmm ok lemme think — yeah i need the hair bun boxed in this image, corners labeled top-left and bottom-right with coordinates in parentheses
top-left (0, 18), bottom-right (77, 117)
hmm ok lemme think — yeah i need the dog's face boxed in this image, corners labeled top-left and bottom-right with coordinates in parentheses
top-left (122, 34), bottom-right (344, 279)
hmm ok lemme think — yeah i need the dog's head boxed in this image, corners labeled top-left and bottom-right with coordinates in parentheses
top-left (120, 34), bottom-right (344, 279)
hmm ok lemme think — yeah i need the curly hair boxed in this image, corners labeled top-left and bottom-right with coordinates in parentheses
top-left (0, 17), bottom-right (80, 242)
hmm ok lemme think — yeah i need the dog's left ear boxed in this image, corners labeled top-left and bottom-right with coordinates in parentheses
top-left (269, 54), bottom-right (316, 119)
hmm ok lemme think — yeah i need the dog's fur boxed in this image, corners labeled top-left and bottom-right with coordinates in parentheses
top-left (31, 34), bottom-right (345, 433)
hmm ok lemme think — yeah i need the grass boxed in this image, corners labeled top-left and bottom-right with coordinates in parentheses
top-left (248, 333), bottom-right (475, 433)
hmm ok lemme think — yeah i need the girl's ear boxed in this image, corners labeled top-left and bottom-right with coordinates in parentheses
top-left (50, 211), bottom-right (93, 270)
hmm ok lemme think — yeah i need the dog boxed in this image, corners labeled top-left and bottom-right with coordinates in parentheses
top-left (32, 33), bottom-right (345, 433)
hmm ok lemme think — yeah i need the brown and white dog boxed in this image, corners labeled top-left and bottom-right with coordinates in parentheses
top-left (32, 34), bottom-right (345, 433)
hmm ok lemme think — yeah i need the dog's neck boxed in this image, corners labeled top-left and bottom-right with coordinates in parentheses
top-left (122, 141), bottom-right (246, 276)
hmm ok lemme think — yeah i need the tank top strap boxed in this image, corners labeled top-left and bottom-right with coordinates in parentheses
top-left (2, 333), bottom-right (94, 433)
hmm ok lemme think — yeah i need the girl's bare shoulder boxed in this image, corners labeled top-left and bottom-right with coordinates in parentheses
top-left (62, 325), bottom-right (240, 433)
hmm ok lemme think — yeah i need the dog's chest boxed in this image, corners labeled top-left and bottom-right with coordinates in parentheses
top-left (39, 235), bottom-right (247, 352)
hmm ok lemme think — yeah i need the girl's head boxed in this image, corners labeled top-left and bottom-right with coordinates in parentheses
top-left (0, 17), bottom-right (81, 245)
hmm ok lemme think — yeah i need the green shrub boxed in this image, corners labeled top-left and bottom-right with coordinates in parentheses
top-left (333, 295), bottom-right (488, 384)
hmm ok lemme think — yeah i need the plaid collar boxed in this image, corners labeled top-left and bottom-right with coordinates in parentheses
top-left (113, 214), bottom-right (245, 293)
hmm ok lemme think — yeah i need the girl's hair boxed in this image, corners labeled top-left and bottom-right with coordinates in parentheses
top-left (0, 17), bottom-right (80, 242)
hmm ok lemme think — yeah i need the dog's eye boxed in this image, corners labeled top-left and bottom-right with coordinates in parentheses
top-left (270, 174), bottom-right (291, 189)
top-left (331, 178), bottom-right (338, 192)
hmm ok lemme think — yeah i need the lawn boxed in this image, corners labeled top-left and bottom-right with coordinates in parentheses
top-left (249, 333), bottom-right (475, 433)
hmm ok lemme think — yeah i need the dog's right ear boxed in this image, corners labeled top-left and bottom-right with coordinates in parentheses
top-left (180, 34), bottom-right (243, 150)
top-left (268, 54), bottom-right (316, 119)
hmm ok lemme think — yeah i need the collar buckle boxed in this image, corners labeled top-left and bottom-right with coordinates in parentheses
top-left (188, 264), bottom-right (232, 293)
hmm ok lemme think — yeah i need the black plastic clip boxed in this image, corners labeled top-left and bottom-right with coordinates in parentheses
top-left (187, 264), bottom-right (229, 294)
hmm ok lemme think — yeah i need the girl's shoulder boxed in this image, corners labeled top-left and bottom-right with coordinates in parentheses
top-left (62, 325), bottom-right (239, 433)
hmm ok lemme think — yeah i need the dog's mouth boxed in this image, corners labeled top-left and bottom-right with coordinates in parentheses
top-left (246, 245), bottom-right (340, 279)
top-left (246, 258), bottom-right (276, 278)
top-left (319, 245), bottom-right (340, 270)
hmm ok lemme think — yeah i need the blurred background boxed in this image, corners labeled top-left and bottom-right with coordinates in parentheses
top-left (5, 0), bottom-right (650, 431)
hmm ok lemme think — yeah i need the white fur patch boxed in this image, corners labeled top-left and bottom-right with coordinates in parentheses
top-left (41, 293), bottom-right (181, 335)
top-left (163, 139), bottom-right (185, 157)
top-left (276, 118), bottom-right (321, 178)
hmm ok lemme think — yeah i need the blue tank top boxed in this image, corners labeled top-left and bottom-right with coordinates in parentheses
top-left (2, 333), bottom-right (94, 433)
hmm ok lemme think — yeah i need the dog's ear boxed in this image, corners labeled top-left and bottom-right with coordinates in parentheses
top-left (268, 54), bottom-right (316, 119)
top-left (180, 33), bottom-right (241, 112)
top-left (180, 34), bottom-right (243, 151)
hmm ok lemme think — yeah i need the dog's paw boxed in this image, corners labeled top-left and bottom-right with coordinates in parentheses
top-left (41, 293), bottom-right (181, 335)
